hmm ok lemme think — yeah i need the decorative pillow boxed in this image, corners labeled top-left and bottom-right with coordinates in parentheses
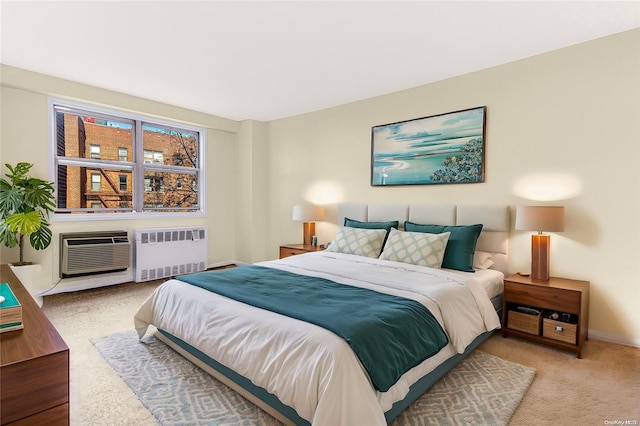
top-left (344, 217), bottom-right (399, 232)
top-left (378, 229), bottom-right (451, 269)
top-left (404, 222), bottom-right (483, 272)
top-left (344, 217), bottom-right (399, 249)
top-left (325, 226), bottom-right (388, 258)
top-left (473, 251), bottom-right (494, 270)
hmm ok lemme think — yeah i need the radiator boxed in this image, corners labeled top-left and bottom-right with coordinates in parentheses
top-left (134, 226), bottom-right (207, 282)
top-left (60, 231), bottom-right (131, 277)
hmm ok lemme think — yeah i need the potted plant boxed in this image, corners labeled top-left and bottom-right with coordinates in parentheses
top-left (0, 162), bottom-right (55, 265)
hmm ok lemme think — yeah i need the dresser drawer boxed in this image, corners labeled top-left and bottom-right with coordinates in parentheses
top-left (1, 351), bottom-right (69, 424)
top-left (8, 403), bottom-right (69, 426)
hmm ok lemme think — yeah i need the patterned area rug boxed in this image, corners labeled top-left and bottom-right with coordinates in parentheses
top-left (92, 330), bottom-right (535, 426)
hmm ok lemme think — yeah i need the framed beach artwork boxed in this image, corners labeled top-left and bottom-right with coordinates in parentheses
top-left (371, 106), bottom-right (486, 186)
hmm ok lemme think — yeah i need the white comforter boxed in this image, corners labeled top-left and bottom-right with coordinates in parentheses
top-left (134, 252), bottom-right (501, 426)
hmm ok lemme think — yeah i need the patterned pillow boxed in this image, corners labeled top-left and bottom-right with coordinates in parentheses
top-left (379, 229), bottom-right (451, 268)
top-left (404, 222), bottom-right (483, 272)
top-left (325, 226), bottom-right (388, 258)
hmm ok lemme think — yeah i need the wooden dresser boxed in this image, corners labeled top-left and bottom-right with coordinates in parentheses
top-left (1, 264), bottom-right (69, 425)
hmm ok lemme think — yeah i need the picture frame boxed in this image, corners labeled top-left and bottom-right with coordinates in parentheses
top-left (371, 106), bottom-right (486, 186)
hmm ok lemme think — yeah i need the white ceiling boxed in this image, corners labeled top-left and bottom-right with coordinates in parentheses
top-left (1, 1), bottom-right (639, 122)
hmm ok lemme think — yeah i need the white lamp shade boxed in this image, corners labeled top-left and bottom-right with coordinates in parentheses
top-left (515, 206), bottom-right (565, 232)
top-left (292, 205), bottom-right (324, 222)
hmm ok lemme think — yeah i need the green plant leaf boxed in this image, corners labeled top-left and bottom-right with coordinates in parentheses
top-left (5, 211), bottom-right (42, 235)
top-left (0, 219), bottom-right (19, 248)
top-left (6, 162), bottom-right (32, 182)
top-left (23, 181), bottom-right (56, 214)
top-left (0, 179), bottom-right (25, 214)
top-left (30, 223), bottom-right (52, 250)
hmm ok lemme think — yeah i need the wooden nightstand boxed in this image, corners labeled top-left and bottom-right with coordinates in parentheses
top-left (279, 244), bottom-right (324, 259)
top-left (501, 274), bottom-right (589, 358)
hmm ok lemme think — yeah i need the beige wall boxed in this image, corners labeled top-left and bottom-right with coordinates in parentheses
top-left (1, 29), bottom-right (638, 344)
top-left (0, 65), bottom-right (241, 293)
top-left (266, 29), bottom-right (640, 344)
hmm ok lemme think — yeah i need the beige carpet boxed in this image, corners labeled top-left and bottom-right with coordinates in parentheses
top-left (42, 281), bottom-right (640, 425)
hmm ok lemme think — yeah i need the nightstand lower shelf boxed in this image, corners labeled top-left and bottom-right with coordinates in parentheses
top-left (501, 326), bottom-right (586, 357)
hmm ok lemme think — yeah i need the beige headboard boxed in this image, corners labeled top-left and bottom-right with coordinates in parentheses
top-left (325, 203), bottom-right (510, 275)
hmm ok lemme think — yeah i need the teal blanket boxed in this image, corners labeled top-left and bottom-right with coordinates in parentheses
top-left (177, 265), bottom-right (449, 392)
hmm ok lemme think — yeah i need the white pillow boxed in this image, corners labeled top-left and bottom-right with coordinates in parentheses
top-left (379, 229), bottom-right (451, 268)
top-left (325, 226), bottom-right (388, 258)
top-left (473, 251), bottom-right (495, 270)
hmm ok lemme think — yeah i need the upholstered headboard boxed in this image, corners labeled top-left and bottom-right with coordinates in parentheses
top-left (325, 203), bottom-right (510, 275)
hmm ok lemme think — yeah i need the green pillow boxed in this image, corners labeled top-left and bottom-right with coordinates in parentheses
top-left (403, 222), bottom-right (483, 272)
top-left (344, 217), bottom-right (399, 232)
top-left (344, 217), bottom-right (399, 250)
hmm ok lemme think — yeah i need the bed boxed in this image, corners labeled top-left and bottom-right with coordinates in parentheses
top-left (134, 204), bottom-right (510, 425)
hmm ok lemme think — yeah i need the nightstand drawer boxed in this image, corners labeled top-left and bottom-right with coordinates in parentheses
top-left (504, 282), bottom-right (581, 314)
top-left (279, 247), bottom-right (307, 258)
top-left (279, 244), bottom-right (324, 259)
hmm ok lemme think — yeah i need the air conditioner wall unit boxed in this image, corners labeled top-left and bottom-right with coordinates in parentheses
top-left (60, 231), bottom-right (131, 278)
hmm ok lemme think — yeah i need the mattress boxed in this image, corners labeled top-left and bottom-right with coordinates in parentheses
top-left (135, 252), bottom-right (502, 425)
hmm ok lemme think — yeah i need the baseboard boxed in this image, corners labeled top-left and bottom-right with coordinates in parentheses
top-left (589, 329), bottom-right (640, 348)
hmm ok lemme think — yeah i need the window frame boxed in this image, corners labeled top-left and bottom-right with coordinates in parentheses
top-left (91, 173), bottom-right (101, 191)
top-left (48, 97), bottom-right (207, 222)
top-left (90, 144), bottom-right (101, 159)
top-left (118, 147), bottom-right (128, 162)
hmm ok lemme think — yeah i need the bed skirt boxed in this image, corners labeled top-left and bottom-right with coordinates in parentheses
top-left (155, 328), bottom-right (496, 425)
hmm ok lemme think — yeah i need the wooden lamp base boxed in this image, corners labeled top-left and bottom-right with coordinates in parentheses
top-left (302, 222), bottom-right (315, 246)
top-left (531, 234), bottom-right (550, 281)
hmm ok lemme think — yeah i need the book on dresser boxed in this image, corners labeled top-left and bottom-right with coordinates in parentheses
top-left (0, 282), bottom-right (24, 333)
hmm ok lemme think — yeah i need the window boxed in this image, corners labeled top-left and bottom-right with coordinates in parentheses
top-left (144, 150), bottom-right (163, 164)
top-left (91, 174), bottom-right (101, 191)
top-left (90, 144), bottom-right (101, 159)
top-left (144, 176), bottom-right (164, 192)
top-left (51, 98), bottom-right (205, 218)
top-left (91, 202), bottom-right (102, 209)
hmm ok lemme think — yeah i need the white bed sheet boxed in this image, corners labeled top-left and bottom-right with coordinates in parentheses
top-left (444, 268), bottom-right (505, 299)
top-left (134, 252), bottom-right (501, 426)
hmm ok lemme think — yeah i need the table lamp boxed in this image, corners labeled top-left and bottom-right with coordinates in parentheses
top-left (292, 205), bottom-right (324, 246)
top-left (515, 206), bottom-right (565, 281)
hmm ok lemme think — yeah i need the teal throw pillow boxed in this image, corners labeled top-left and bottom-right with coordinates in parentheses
top-left (344, 217), bottom-right (399, 232)
top-left (344, 217), bottom-right (399, 249)
top-left (403, 222), bottom-right (483, 272)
